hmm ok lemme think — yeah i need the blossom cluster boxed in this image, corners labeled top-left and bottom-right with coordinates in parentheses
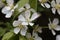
top-left (0, 0), bottom-right (60, 40)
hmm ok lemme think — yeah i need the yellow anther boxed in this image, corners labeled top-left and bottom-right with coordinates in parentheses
top-left (55, 4), bottom-right (60, 10)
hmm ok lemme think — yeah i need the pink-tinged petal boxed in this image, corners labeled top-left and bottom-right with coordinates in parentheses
top-left (53, 18), bottom-right (59, 25)
top-left (51, 8), bottom-right (56, 14)
top-left (14, 27), bottom-right (20, 34)
top-left (56, 35), bottom-right (60, 40)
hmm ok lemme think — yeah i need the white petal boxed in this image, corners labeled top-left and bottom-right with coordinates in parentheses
top-left (41, 3), bottom-right (45, 8)
top-left (5, 10), bottom-right (13, 18)
top-left (14, 4), bottom-right (18, 9)
top-left (56, 0), bottom-right (60, 4)
top-left (51, 0), bottom-right (55, 7)
top-left (6, 0), bottom-right (14, 6)
top-left (35, 37), bottom-right (42, 40)
top-left (30, 8), bottom-right (37, 13)
top-left (54, 25), bottom-right (60, 31)
top-left (18, 7), bottom-right (25, 12)
top-left (2, 6), bottom-right (11, 14)
top-left (13, 20), bottom-right (21, 27)
top-left (56, 35), bottom-right (60, 40)
top-left (30, 13), bottom-right (40, 21)
top-left (51, 8), bottom-right (56, 14)
top-left (22, 22), bottom-right (28, 25)
top-left (37, 27), bottom-right (42, 33)
top-left (14, 27), bottom-right (20, 34)
top-left (51, 30), bottom-right (56, 35)
top-left (44, 3), bottom-right (50, 8)
top-left (24, 10), bottom-right (31, 19)
top-left (57, 10), bottom-right (60, 15)
top-left (53, 18), bottom-right (59, 25)
top-left (18, 14), bottom-right (26, 21)
top-left (25, 3), bottom-right (30, 9)
top-left (29, 23), bottom-right (34, 26)
top-left (20, 26), bottom-right (28, 36)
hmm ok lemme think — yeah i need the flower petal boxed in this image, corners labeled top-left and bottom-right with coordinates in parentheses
top-left (54, 25), bottom-right (60, 31)
top-left (44, 3), bottom-right (50, 8)
top-left (18, 14), bottom-right (26, 21)
top-left (22, 22), bottom-right (28, 25)
top-left (6, 0), bottom-right (14, 6)
top-left (14, 27), bottom-right (20, 34)
top-left (57, 10), bottom-right (60, 15)
top-left (56, 0), bottom-right (60, 4)
top-left (51, 30), bottom-right (56, 35)
top-left (29, 23), bottom-right (34, 26)
top-left (26, 33), bottom-right (31, 39)
top-left (34, 37), bottom-right (42, 40)
top-left (18, 7), bottom-right (25, 12)
top-left (53, 18), bottom-right (59, 25)
top-left (51, 8), bottom-right (56, 14)
top-left (24, 10), bottom-right (31, 19)
top-left (51, 0), bottom-right (55, 7)
top-left (13, 20), bottom-right (21, 27)
top-left (5, 10), bottom-right (13, 18)
top-left (41, 3), bottom-right (45, 8)
top-left (25, 3), bottom-right (30, 9)
top-left (56, 35), bottom-right (60, 40)
top-left (2, 6), bottom-right (11, 14)
top-left (30, 13), bottom-right (40, 21)
top-left (20, 26), bottom-right (28, 36)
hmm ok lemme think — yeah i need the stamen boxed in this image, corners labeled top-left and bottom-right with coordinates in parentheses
top-left (55, 4), bottom-right (60, 10)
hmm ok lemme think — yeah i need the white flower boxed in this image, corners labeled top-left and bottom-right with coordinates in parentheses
top-left (51, 0), bottom-right (60, 15)
top-left (39, 0), bottom-right (50, 8)
top-left (48, 18), bottom-right (60, 35)
top-left (18, 9), bottom-right (40, 26)
top-left (13, 20), bottom-right (28, 36)
top-left (56, 35), bottom-right (60, 40)
top-left (2, 0), bottom-right (18, 18)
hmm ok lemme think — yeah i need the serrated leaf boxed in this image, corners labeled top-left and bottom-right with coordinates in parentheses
top-left (29, 0), bottom-right (37, 11)
top-left (2, 32), bottom-right (14, 40)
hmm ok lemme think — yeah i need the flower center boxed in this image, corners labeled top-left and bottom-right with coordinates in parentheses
top-left (50, 23), bottom-right (56, 29)
top-left (55, 4), bottom-right (60, 10)
top-left (40, 0), bottom-right (48, 3)
top-left (18, 24), bottom-right (24, 29)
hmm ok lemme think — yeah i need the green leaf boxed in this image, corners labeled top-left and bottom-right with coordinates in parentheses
top-left (17, 0), bottom-right (29, 8)
top-left (5, 22), bottom-right (13, 30)
top-left (2, 32), bottom-right (14, 40)
top-left (29, 0), bottom-right (37, 11)
top-left (19, 36), bottom-right (27, 40)
top-left (0, 27), bottom-right (6, 37)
